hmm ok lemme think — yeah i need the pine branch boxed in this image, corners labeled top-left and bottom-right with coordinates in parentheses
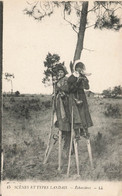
top-left (70, 4), bottom-right (82, 13)
top-left (86, 24), bottom-right (96, 29)
top-left (24, 1), bottom-right (54, 20)
top-left (83, 48), bottom-right (94, 52)
top-left (26, 1), bottom-right (38, 5)
top-left (100, 2), bottom-right (122, 13)
top-left (101, 3), bottom-right (110, 11)
top-left (40, 1), bottom-right (46, 14)
top-left (88, 5), bottom-right (99, 13)
top-left (117, 2), bottom-right (122, 6)
top-left (63, 10), bottom-right (78, 33)
top-left (112, 7), bottom-right (122, 13)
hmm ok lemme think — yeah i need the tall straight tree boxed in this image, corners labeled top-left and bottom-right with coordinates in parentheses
top-left (24, 1), bottom-right (122, 71)
top-left (73, 2), bottom-right (88, 62)
top-left (0, 0), bottom-right (3, 182)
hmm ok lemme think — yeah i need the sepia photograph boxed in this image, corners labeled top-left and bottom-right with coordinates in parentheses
top-left (1, 0), bottom-right (122, 195)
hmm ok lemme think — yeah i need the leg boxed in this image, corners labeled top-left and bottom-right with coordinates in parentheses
top-left (84, 128), bottom-right (89, 138)
top-left (80, 128), bottom-right (84, 136)
top-left (80, 128), bottom-right (90, 138)
top-left (74, 129), bottom-right (80, 140)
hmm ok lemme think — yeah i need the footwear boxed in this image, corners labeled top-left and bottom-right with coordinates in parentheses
top-left (80, 129), bottom-right (85, 136)
top-left (80, 129), bottom-right (90, 139)
top-left (75, 135), bottom-right (81, 141)
top-left (75, 129), bottom-right (80, 140)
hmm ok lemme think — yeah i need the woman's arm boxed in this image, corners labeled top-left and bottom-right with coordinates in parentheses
top-left (68, 75), bottom-right (78, 93)
top-left (78, 75), bottom-right (89, 90)
top-left (68, 74), bottom-right (90, 92)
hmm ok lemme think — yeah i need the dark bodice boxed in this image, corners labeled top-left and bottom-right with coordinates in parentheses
top-left (68, 74), bottom-right (89, 93)
top-left (55, 76), bottom-right (69, 95)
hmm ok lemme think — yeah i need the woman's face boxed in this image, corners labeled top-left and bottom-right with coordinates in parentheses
top-left (58, 70), bottom-right (65, 78)
top-left (75, 67), bottom-right (82, 73)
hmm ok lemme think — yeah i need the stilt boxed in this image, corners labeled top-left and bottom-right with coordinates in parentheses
top-left (67, 106), bottom-right (74, 177)
top-left (74, 138), bottom-right (80, 176)
top-left (44, 104), bottom-right (94, 175)
top-left (43, 141), bottom-right (54, 164)
top-left (86, 138), bottom-right (94, 169)
top-left (58, 130), bottom-right (62, 171)
top-left (43, 111), bottom-right (55, 164)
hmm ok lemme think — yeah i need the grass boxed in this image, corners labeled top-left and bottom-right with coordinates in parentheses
top-left (2, 95), bottom-right (122, 181)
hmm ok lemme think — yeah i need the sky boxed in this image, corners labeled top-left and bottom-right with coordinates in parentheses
top-left (2, 0), bottom-right (122, 94)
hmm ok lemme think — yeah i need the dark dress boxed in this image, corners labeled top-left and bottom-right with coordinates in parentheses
top-left (54, 76), bottom-right (70, 132)
top-left (68, 73), bottom-right (93, 130)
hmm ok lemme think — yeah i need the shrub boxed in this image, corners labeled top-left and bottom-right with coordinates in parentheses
top-left (13, 104), bottom-right (31, 119)
top-left (92, 132), bottom-right (107, 157)
top-left (43, 100), bottom-right (51, 108)
top-left (10, 97), bottom-right (15, 102)
top-left (3, 96), bottom-right (52, 119)
top-left (104, 104), bottom-right (121, 118)
top-left (104, 163), bottom-right (120, 180)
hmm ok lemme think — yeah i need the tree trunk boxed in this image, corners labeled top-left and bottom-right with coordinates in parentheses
top-left (0, 1), bottom-right (3, 181)
top-left (73, 1), bottom-right (88, 62)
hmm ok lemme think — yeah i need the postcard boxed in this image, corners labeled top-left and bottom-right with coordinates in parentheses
top-left (1, 1), bottom-right (122, 196)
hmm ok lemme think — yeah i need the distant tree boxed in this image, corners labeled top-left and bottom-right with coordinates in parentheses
top-left (103, 85), bottom-right (122, 98)
top-left (15, 91), bottom-right (20, 96)
top-left (42, 52), bottom-right (65, 84)
top-left (4, 73), bottom-right (15, 94)
top-left (102, 88), bottom-right (111, 97)
top-left (112, 85), bottom-right (122, 97)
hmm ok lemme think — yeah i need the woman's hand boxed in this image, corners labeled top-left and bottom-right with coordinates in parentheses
top-left (77, 75), bottom-right (87, 82)
top-left (77, 76), bottom-right (84, 82)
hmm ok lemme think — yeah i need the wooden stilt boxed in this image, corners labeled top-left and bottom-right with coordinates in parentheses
top-left (67, 106), bottom-right (74, 177)
top-left (58, 130), bottom-right (62, 171)
top-left (86, 138), bottom-right (94, 169)
top-left (74, 138), bottom-right (80, 176)
top-left (43, 100), bottom-right (55, 164)
top-left (43, 141), bottom-right (54, 164)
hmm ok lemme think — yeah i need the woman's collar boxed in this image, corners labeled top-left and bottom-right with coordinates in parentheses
top-left (73, 71), bottom-right (80, 77)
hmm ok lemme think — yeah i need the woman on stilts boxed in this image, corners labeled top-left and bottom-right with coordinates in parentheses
top-left (68, 60), bottom-right (93, 140)
top-left (53, 64), bottom-right (71, 158)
